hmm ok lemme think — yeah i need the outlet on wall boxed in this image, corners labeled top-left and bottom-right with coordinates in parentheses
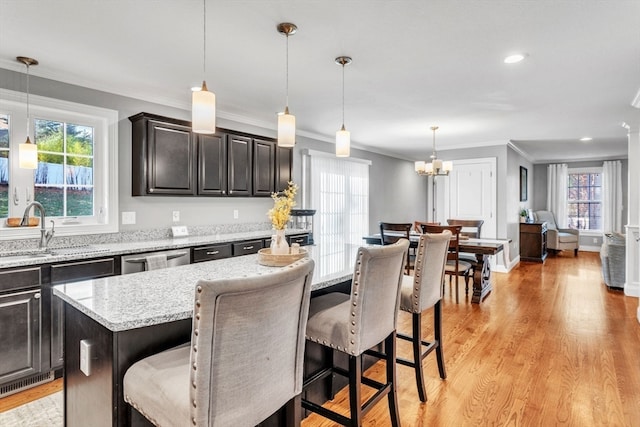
top-left (122, 211), bottom-right (136, 225)
top-left (593, 237), bottom-right (598, 243)
top-left (233, 209), bottom-right (239, 219)
top-left (173, 211), bottom-right (180, 222)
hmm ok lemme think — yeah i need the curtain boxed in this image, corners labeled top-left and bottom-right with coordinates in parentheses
top-left (602, 160), bottom-right (623, 233)
top-left (547, 163), bottom-right (568, 228)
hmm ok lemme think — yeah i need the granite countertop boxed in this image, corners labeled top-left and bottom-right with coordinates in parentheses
top-left (53, 244), bottom-right (358, 332)
top-left (0, 229), bottom-right (306, 269)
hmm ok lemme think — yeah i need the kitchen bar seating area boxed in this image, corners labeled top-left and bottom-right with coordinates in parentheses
top-left (1, 2), bottom-right (639, 426)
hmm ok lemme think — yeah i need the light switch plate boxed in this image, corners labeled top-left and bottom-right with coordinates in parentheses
top-left (171, 225), bottom-right (189, 237)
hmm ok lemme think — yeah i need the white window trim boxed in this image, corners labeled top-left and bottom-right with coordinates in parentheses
top-left (0, 89), bottom-right (118, 240)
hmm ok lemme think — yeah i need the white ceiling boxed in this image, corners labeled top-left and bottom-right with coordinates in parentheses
top-left (1, 0), bottom-right (638, 163)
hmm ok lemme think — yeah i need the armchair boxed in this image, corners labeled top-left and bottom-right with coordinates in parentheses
top-left (534, 210), bottom-right (579, 256)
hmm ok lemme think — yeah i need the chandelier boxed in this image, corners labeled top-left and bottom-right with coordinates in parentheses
top-left (414, 126), bottom-right (452, 176)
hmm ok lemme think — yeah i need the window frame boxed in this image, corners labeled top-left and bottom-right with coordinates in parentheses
top-left (566, 166), bottom-right (602, 233)
top-left (0, 88), bottom-right (118, 240)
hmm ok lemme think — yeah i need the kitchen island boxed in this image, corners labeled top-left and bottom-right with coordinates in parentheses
top-left (53, 243), bottom-right (358, 427)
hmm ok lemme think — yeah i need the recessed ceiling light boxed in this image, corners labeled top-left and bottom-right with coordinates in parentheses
top-left (504, 54), bottom-right (526, 64)
top-left (580, 137), bottom-right (593, 142)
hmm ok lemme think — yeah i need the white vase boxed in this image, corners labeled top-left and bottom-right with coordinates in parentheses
top-left (271, 229), bottom-right (289, 255)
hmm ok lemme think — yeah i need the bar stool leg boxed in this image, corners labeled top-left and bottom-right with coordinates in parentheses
top-left (412, 313), bottom-right (428, 402)
top-left (385, 332), bottom-right (401, 427)
top-left (434, 301), bottom-right (446, 379)
top-left (348, 355), bottom-right (363, 426)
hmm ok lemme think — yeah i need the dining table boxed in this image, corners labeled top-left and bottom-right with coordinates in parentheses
top-left (362, 233), bottom-right (506, 303)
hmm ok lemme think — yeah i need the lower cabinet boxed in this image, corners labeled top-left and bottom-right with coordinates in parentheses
top-left (192, 244), bottom-right (232, 263)
top-left (0, 288), bottom-right (42, 387)
top-left (232, 240), bottom-right (263, 256)
top-left (520, 222), bottom-right (548, 263)
top-left (49, 257), bottom-right (120, 370)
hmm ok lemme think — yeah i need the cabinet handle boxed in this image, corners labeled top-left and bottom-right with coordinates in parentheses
top-left (243, 246), bottom-right (254, 250)
top-left (34, 293), bottom-right (41, 299)
top-left (222, 190), bottom-right (226, 194)
top-left (206, 251), bottom-right (219, 255)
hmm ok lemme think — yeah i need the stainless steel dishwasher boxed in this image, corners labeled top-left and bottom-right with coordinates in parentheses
top-left (121, 249), bottom-right (190, 274)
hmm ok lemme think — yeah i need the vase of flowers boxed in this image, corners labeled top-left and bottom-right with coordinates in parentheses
top-left (267, 181), bottom-right (298, 255)
top-left (520, 208), bottom-right (528, 223)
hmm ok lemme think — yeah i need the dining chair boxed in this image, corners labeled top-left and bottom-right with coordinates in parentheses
top-left (302, 239), bottom-right (409, 427)
top-left (421, 224), bottom-right (472, 304)
top-left (123, 258), bottom-right (315, 427)
top-left (413, 220), bottom-right (440, 234)
top-left (446, 218), bottom-right (484, 266)
top-left (379, 222), bottom-right (413, 274)
top-left (396, 231), bottom-right (451, 402)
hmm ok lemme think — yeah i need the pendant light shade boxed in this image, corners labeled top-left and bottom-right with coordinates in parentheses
top-left (17, 56), bottom-right (38, 170)
top-left (19, 136), bottom-right (38, 169)
top-left (278, 107), bottom-right (296, 147)
top-left (277, 23), bottom-right (297, 147)
top-left (335, 56), bottom-right (352, 157)
top-left (336, 125), bottom-right (351, 157)
top-left (192, 0), bottom-right (216, 134)
top-left (192, 80), bottom-right (216, 134)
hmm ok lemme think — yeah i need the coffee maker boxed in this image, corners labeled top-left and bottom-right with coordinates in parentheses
top-left (289, 209), bottom-right (316, 244)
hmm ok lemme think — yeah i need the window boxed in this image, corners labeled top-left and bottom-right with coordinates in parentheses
top-left (35, 119), bottom-right (95, 217)
top-left (567, 168), bottom-right (601, 231)
top-left (0, 89), bottom-right (118, 239)
top-left (304, 149), bottom-right (370, 277)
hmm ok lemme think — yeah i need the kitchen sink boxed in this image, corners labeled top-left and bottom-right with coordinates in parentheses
top-left (0, 245), bottom-right (111, 261)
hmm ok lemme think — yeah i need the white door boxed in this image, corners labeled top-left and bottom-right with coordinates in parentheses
top-left (443, 157), bottom-right (497, 238)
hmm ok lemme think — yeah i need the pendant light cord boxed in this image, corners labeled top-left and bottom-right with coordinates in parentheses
top-left (26, 63), bottom-right (30, 137)
top-left (285, 33), bottom-right (289, 109)
top-left (202, 0), bottom-right (207, 79)
top-left (341, 63), bottom-right (345, 127)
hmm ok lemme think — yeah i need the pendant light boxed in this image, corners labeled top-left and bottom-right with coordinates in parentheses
top-left (192, 0), bottom-right (216, 134)
top-left (335, 56), bottom-right (352, 157)
top-left (276, 23), bottom-right (297, 147)
top-left (17, 56), bottom-right (38, 169)
top-left (415, 126), bottom-right (452, 176)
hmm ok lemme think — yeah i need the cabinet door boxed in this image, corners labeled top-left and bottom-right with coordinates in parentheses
top-left (0, 289), bottom-right (41, 385)
top-left (253, 139), bottom-right (275, 196)
top-left (275, 146), bottom-right (293, 192)
top-left (146, 119), bottom-right (196, 195)
top-left (198, 133), bottom-right (227, 196)
top-left (227, 134), bottom-right (252, 196)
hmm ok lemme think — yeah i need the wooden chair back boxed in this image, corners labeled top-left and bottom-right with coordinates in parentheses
top-left (413, 221), bottom-right (440, 234)
top-left (379, 222), bottom-right (412, 274)
top-left (446, 219), bottom-right (484, 238)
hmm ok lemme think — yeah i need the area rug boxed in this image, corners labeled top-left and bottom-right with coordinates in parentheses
top-left (0, 391), bottom-right (63, 427)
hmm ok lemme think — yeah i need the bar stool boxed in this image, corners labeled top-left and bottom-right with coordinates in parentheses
top-left (123, 258), bottom-right (315, 427)
top-left (396, 231), bottom-right (451, 402)
top-left (302, 239), bottom-right (409, 427)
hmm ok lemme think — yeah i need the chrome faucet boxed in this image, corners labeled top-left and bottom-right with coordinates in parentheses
top-left (21, 201), bottom-right (55, 249)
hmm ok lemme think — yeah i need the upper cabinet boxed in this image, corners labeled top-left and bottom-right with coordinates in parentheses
top-left (130, 113), bottom-right (196, 196)
top-left (130, 113), bottom-right (292, 197)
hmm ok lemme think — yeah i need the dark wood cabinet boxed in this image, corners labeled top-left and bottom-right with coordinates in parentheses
top-left (197, 132), bottom-right (227, 196)
top-left (49, 257), bottom-right (120, 370)
top-left (0, 267), bottom-right (42, 386)
top-left (130, 113), bottom-right (196, 196)
top-left (192, 244), bottom-right (233, 263)
top-left (227, 134), bottom-right (253, 196)
top-left (275, 146), bottom-right (293, 193)
top-left (232, 239), bottom-right (263, 256)
top-left (130, 112), bottom-right (291, 198)
top-left (520, 221), bottom-right (548, 263)
top-left (253, 138), bottom-right (276, 196)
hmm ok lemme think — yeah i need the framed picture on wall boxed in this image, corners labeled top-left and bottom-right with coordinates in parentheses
top-left (520, 166), bottom-right (528, 202)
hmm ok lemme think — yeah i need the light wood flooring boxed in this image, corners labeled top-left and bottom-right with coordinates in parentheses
top-left (3, 251), bottom-right (639, 426)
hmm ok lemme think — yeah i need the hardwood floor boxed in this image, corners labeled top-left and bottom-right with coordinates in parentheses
top-left (2, 252), bottom-right (639, 426)
top-left (301, 252), bottom-right (640, 426)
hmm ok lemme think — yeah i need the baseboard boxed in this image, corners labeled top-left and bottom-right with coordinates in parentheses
top-left (578, 245), bottom-right (600, 253)
top-left (624, 280), bottom-right (640, 298)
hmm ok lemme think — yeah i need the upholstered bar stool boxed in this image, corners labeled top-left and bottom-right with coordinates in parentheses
top-left (396, 231), bottom-right (451, 402)
top-left (123, 258), bottom-right (315, 427)
top-left (302, 239), bottom-right (409, 427)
